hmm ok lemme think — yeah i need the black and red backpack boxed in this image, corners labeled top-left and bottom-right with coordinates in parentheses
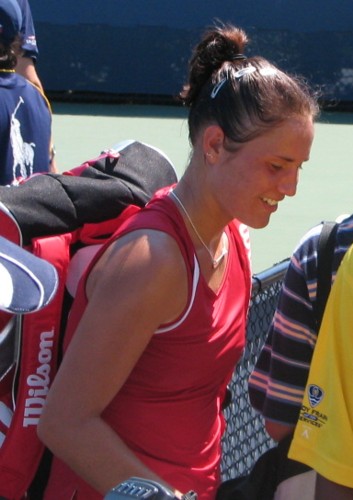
top-left (0, 140), bottom-right (177, 500)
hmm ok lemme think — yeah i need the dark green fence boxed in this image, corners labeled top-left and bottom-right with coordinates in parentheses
top-left (221, 259), bottom-right (289, 480)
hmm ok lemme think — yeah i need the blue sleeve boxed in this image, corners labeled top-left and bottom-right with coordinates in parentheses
top-left (16, 0), bottom-right (39, 60)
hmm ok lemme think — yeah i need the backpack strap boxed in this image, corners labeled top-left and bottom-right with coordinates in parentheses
top-left (0, 233), bottom-right (73, 500)
top-left (313, 220), bottom-right (339, 330)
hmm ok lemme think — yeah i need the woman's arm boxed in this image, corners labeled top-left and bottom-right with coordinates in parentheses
top-left (38, 229), bottom-right (188, 495)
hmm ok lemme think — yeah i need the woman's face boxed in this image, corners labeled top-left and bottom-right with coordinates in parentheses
top-left (213, 116), bottom-right (315, 229)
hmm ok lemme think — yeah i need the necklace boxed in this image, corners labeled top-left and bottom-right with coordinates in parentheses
top-left (170, 190), bottom-right (228, 269)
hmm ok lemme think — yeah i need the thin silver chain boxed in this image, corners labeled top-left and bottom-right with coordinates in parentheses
top-left (170, 190), bottom-right (228, 268)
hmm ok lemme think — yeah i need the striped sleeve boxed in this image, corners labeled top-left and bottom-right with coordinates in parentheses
top-left (249, 217), bottom-right (353, 426)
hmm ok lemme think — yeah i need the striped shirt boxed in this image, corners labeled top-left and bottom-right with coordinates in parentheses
top-left (248, 214), bottom-right (353, 426)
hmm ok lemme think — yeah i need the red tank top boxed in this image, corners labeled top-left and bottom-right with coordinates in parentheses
top-left (45, 187), bottom-right (252, 500)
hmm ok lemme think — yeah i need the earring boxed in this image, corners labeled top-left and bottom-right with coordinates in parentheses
top-left (206, 152), bottom-right (213, 160)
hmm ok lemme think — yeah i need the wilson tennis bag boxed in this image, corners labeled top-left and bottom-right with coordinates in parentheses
top-left (0, 140), bottom-right (177, 500)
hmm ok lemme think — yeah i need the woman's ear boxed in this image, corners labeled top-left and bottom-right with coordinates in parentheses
top-left (202, 125), bottom-right (225, 162)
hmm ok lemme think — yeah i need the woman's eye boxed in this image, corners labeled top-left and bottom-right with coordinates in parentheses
top-left (271, 163), bottom-right (282, 171)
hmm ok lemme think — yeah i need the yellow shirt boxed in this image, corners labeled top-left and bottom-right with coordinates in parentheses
top-left (289, 244), bottom-right (353, 488)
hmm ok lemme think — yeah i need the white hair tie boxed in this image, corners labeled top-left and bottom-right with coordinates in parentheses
top-left (210, 78), bottom-right (227, 99)
top-left (234, 66), bottom-right (257, 79)
top-left (259, 67), bottom-right (277, 77)
top-left (210, 65), bottom-right (277, 99)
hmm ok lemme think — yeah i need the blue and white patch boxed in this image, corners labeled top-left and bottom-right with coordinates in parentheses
top-left (308, 384), bottom-right (324, 408)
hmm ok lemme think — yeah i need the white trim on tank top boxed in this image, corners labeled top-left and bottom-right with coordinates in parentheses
top-left (155, 255), bottom-right (200, 334)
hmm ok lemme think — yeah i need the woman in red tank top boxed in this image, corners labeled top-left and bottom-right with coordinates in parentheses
top-left (38, 22), bottom-right (319, 500)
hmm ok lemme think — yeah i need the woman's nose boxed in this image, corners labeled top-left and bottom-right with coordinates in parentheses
top-left (278, 169), bottom-right (299, 197)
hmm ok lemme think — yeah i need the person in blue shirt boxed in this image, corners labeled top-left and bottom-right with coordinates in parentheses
top-left (15, 0), bottom-right (57, 169)
top-left (0, 0), bottom-right (54, 185)
top-left (15, 0), bottom-right (42, 90)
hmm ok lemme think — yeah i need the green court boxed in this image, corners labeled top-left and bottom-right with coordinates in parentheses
top-left (52, 102), bottom-right (353, 273)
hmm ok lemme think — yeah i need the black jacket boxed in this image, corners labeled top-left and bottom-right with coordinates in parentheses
top-left (0, 141), bottom-right (178, 245)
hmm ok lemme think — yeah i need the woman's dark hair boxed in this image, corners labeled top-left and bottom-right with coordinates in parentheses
top-left (180, 24), bottom-right (320, 146)
top-left (0, 36), bottom-right (21, 70)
